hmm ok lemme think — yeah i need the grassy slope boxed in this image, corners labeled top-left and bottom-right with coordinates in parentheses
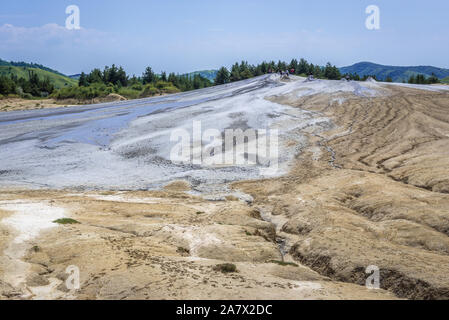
top-left (441, 77), bottom-right (449, 84)
top-left (0, 65), bottom-right (78, 89)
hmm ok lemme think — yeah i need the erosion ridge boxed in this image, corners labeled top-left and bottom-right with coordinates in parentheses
top-left (236, 83), bottom-right (449, 299)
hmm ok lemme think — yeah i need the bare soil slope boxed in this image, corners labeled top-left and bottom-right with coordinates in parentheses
top-left (235, 85), bottom-right (449, 299)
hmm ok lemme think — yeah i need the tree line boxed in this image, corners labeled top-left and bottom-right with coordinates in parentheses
top-left (0, 70), bottom-right (54, 98)
top-left (2, 60), bottom-right (443, 101)
top-left (363, 73), bottom-right (440, 84)
top-left (52, 64), bottom-right (213, 101)
top-left (214, 59), bottom-right (342, 84)
top-left (78, 65), bottom-right (212, 91)
top-left (407, 73), bottom-right (439, 84)
top-left (214, 59), bottom-right (444, 85)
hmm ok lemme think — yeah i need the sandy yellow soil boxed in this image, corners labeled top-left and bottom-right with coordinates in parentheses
top-left (1, 82), bottom-right (448, 300)
top-left (0, 188), bottom-right (393, 300)
top-left (0, 98), bottom-right (65, 112)
top-left (0, 94), bottom-right (127, 112)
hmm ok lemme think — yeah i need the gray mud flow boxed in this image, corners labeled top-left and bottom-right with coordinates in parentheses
top-left (0, 75), bottom-right (299, 191)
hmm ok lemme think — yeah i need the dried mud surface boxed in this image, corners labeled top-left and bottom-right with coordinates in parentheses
top-left (1, 79), bottom-right (449, 300)
top-left (236, 85), bottom-right (449, 299)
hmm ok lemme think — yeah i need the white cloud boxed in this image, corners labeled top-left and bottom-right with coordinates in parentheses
top-left (1, 22), bottom-right (447, 76)
top-left (0, 23), bottom-right (122, 74)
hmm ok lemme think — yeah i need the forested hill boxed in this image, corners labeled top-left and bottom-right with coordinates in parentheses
top-left (0, 58), bottom-right (67, 76)
top-left (0, 58), bottom-right (77, 89)
top-left (340, 62), bottom-right (449, 82)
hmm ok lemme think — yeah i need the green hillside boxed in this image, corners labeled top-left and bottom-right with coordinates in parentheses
top-left (0, 59), bottom-right (66, 76)
top-left (340, 62), bottom-right (449, 82)
top-left (0, 59), bottom-right (77, 89)
top-left (441, 77), bottom-right (449, 84)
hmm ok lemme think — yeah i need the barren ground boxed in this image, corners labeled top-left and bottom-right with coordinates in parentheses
top-left (1, 76), bottom-right (448, 300)
top-left (0, 94), bottom-right (127, 112)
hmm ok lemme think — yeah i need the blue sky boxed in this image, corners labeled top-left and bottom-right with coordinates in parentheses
top-left (1, 0), bottom-right (448, 75)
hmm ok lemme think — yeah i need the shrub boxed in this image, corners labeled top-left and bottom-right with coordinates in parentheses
top-left (161, 85), bottom-right (180, 94)
top-left (21, 93), bottom-right (33, 99)
top-left (213, 263), bottom-right (237, 273)
top-left (269, 260), bottom-right (298, 267)
top-left (176, 247), bottom-right (190, 256)
top-left (117, 87), bottom-right (140, 99)
top-left (155, 80), bottom-right (169, 89)
top-left (53, 218), bottom-right (80, 225)
top-left (140, 84), bottom-right (159, 97)
top-left (130, 83), bottom-right (143, 91)
top-left (15, 86), bottom-right (23, 96)
top-left (52, 83), bottom-right (112, 100)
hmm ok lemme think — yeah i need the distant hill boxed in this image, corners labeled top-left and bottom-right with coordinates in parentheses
top-left (0, 59), bottom-right (77, 89)
top-left (340, 62), bottom-right (449, 82)
top-left (68, 74), bottom-right (81, 80)
top-left (0, 58), bottom-right (67, 76)
top-left (184, 70), bottom-right (218, 82)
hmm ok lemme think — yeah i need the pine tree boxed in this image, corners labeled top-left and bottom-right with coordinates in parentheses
top-left (88, 69), bottom-right (103, 83)
top-left (308, 63), bottom-right (315, 76)
top-left (40, 76), bottom-right (54, 94)
top-left (214, 67), bottom-right (230, 85)
top-left (277, 60), bottom-right (287, 72)
top-left (168, 73), bottom-right (178, 87)
top-left (322, 63), bottom-right (341, 80)
top-left (297, 58), bottom-right (309, 75)
top-left (78, 72), bottom-right (89, 87)
top-left (230, 63), bottom-right (240, 82)
top-left (0, 76), bottom-right (16, 94)
top-left (161, 71), bottom-right (167, 82)
top-left (142, 67), bottom-right (156, 84)
top-left (117, 66), bottom-right (128, 86)
top-left (428, 73), bottom-right (439, 84)
top-left (416, 74), bottom-right (426, 84)
top-left (260, 62), bottom-right (268, 74)
top-left (240, 69), bottom-right (253, 80)
top-left (313, 65), bottom-right (323, 78)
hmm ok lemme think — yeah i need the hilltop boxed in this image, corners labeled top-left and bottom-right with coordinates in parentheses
top-left (340, 61), bottom-right (449, 82)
